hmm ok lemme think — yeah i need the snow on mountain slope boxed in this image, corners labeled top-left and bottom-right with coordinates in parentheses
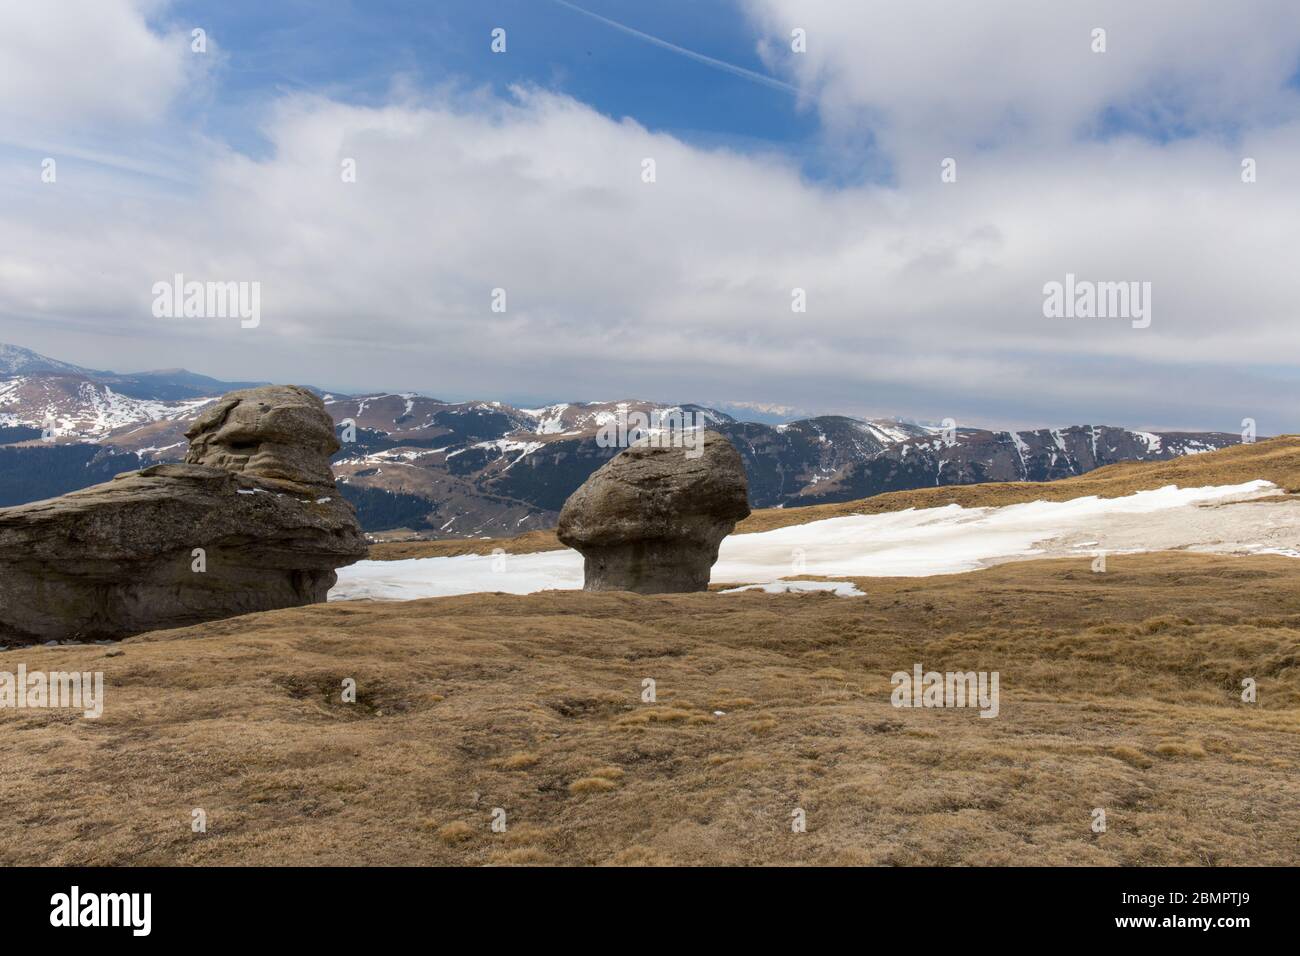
top-left (514, 400), bottom-right (733, 437)
top-left (0, 344), bottom-right (97, 376)
top-left (0, 376), bottom-right (212, 440)
top-left (794, 425), bottom-right (1242, 505)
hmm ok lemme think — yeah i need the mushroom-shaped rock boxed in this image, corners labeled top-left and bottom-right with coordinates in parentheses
top-left (0, 385), bottom-right (366, 644)
top-left (557, 431), bottom-right (750, 593)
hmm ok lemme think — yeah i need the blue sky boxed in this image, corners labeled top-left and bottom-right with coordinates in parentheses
top-left (163, 0), bottom-right (828, 170)
top-left (3, 1), bottom-right (1300, 431)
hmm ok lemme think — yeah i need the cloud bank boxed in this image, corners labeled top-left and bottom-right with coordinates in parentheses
top-left (1, 0), bottom-right (1299, 431)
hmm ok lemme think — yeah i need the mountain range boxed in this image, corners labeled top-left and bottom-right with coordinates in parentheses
top-left (0, 343), bottom-right (1242, 537)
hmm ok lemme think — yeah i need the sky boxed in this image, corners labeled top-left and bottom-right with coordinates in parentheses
top-left (2, 1), bottom-right (1300, 431)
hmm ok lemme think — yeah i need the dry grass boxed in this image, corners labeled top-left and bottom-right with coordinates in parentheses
top-left (370, 529), bottom-right (562, 560)
top-left (370, 435), bottom-right (1300, 557)
top-left (2, 551), bottom-right (1296, 866)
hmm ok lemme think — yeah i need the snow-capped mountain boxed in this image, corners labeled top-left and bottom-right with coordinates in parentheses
top-left (0, 343), bottom-right (98, 377)
top-left (318, 396), bottom-right (1239, 537)
top-left (789, 425), bottom-right (1237, 505)
top-left (0, 345), bottom-right (267, 507)
top-left (0, 345), bottom-right (265, 444)
top-left (0, 375), bottom-right (211, 442)
top-left (0, 343), bottom-right (1247, 536)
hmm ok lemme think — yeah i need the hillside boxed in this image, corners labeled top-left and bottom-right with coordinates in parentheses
top-left (326, 410), bottom-right (1245, 537)
top-left (370, 433), bottom-right (1300, 559)
top-left (2, 551), bottom-right (1295, 865)
top-left (737, 432), bottom-right (1300, 533)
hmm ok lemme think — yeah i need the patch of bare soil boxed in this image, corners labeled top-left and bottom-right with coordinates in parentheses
top-left (1, 552), bottom-right (1295, 866)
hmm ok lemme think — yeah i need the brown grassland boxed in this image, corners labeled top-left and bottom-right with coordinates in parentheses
top-left (1, 550), bottom-right (1296, 866)
top-left (370, 528), bottom-right (563, 560)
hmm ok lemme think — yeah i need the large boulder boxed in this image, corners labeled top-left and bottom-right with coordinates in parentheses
top-left (557, 431), bottom-right (750, 593)
top-left (183, 385), bottom-right (339, 488)
top-left (0, 385), bottom-right (366, 644)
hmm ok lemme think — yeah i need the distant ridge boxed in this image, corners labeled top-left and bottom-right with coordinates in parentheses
top-left (0, 343), bottom-right (1250, 537)
top-left (0, 343), bottom-right (100, 377)
top-left (0, 342), bottom-right (264, 399)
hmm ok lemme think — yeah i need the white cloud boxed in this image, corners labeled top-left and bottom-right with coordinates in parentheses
top-left (744, 0), bottom-right (1300, 159)
top-left (0, 0), bottom-right (191, 138)
top-left (2, 4), bottom-right (1300, 431)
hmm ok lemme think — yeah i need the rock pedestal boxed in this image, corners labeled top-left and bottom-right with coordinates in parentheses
top-left (556, 431), bottom-right (750, 593)
top-left (0, 385), bottom-right (367, 643)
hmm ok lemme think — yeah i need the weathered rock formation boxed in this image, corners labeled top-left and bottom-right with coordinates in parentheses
top-left (556, 431), bottom-right (750, 593)
top-left (0, 385), bottom-right (366, 643)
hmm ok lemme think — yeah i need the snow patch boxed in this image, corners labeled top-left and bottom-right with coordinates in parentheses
top-left (332, 480), bottom-right (1279, 601)
top-left (720, 580), bottom-right (865, 597)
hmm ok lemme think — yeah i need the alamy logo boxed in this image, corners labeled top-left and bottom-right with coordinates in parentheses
top-left (152, 273), bottom-right (260, 328)
top-left (1042, 273), bottom-right (1151, 329)
top-left (0, 665), bottom-right (103, 718)
top-left (891, 663), bottom-right (1000, 718)
top-left (50, 886), bottom-right (151, 936)
top-left (596, 406), bottom-right (706, 459)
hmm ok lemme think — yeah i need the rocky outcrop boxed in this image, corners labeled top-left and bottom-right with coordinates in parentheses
top-left (556, 431), bottom-right (750, 593)
top-left (0, 385), bottom-right (366, 643)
